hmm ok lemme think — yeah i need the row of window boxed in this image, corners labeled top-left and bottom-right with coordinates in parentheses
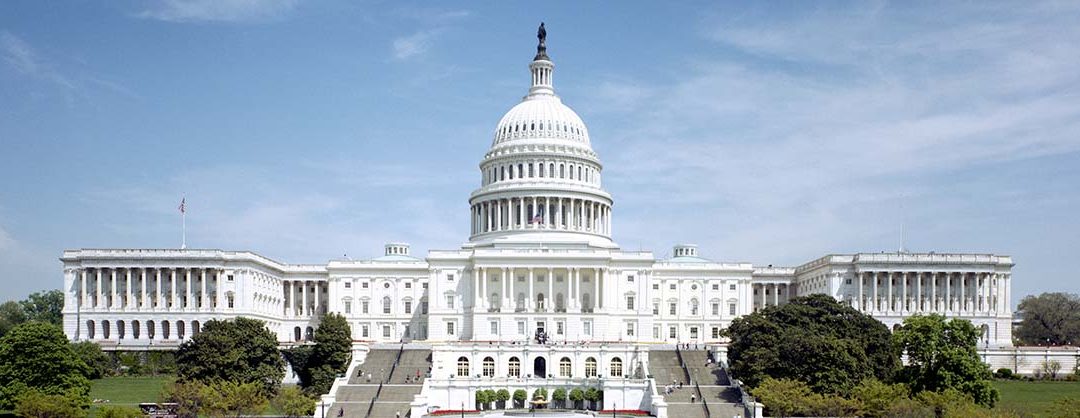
top-left (483, 160), bottom-right (598, 186)
top-left (496, 120), bottom-right (585, 139)
top-left (651, 282), bottom-right (738, 291)
top-left (638, 299), bottom-right (738, 316)
top-left (83, 319), bottom-right (199, 340)
top-left (342, 281), bottom-right (427, 290)
top-left (457, 356), bottom-right (621, 378)
top-left (342, 297), bottom-right (428, 315)
top-left (652, 325), bottom-right (726, 340)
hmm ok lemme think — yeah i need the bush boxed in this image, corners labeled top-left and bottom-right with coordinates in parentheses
top-left (273, 386), bottom-right (315, 418)
top-left (99, 405), bottom-right (145, 418)
top-left (13, 390), bottom-right (85, 418)
top-left (994, 368), bottom-right (1014, 380)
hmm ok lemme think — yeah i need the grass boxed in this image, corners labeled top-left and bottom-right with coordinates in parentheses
top-left (88, 375), bottom-right (174, 417)
top-left (994, 380), bottom-right (1080, 416)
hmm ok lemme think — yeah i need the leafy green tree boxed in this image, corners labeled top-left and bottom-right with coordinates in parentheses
top-left (475, 389), bottom-right (490, 410)
top-left (584, 387), bottom-right (601, 410)
top-left (551, 388), bottom-right (567, 409)
top-left (273, 386), bottom-right (316, 418)
top-left (161, 380), bottom-right (205, 418)
top-left (1015, 292), bottom-right (1080, 346)
top-left (513, 389), bottom-right (527, 408)
top-left (495, 389), bottom-right (511, 409)
top-left (20, 290), bottom-right (64, 326)
top-left (199, 380), bottom-right (269, 418)
top-left (569, 388), bottom-right (584, 409)
top-left (894, 315), bottom-right (999, 408)
top-left (851, 378), bottom-right (911, 418)
top-left (751, 377), bottom-right (816, 417)
top-left (13, 389), bottom-right (85, 418)
top-left (99, 405), bottom-right (146, 418)
top-left (726, 294), bottom-right (900, 395)
top-left (0, 300), bottom-right (27, 337)
top-left (284, 313), bottom-right (352, 395)
top-left (71, 340), bottom-right (111, 379)
top-left (175, 317), bottom-right (284, 396)
top-left (0, 322), bottom-right (90, 410)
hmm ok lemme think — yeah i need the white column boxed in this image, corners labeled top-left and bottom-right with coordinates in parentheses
top-left (595, 269), bottom-right (601, 310)
top-left (79, 269), bottom-right (88, 308)
top-left (857, 272), bottom-right (863, 311)
top-left (155, 269), bottom-right (162, 308)
top-left (124, 268), bottom-right (132, 309)
top-left (109, 268), bottom-right (118, 308)
top-left (316, 281), bottom-right (323, 314)
top-left (916, 272), bottom-right (922, 312)
top-left (932, 272), bottom-right (938, 311)
top-left (945, 273), bottom-right (952, 312)
top-left (569, 199), bottom-right (575, 230)
top-left (301, 281), bottom-right (308, 316)
top-left (502, 268), bottom-right (510, 311)
top-left (199, 269), bottom-right (207, 310)
top-left (772, 283), bottom-right (779, 306)
top-left (548, 268), bottom-right (554, 311)
top-left (170, 268), bottom-right (178, 309)
top-left (528, 268), bottom-right (535, 311)
top-left (557, 198), bottom-right (563, 229)
top-left (871, 272), bottom-right (878, 312)
top-left (475, 267), bottom-right (483, 308)
top-left (960, 273), bottom-right (967, 313)
top-left (519, 198), bottom-right (525, 229)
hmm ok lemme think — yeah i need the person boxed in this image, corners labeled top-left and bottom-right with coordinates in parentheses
top-left (367, 372), bottom-right (372, 382)
top-left (691, 394), bottom-right (696, 403)
top-left (337, 408), bottom-right (344, 417)
top-left (396, 412), bottom-right (401, 418)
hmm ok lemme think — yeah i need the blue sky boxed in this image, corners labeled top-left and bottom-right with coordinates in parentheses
top-left (1, 1), bottom-right (1079, 304)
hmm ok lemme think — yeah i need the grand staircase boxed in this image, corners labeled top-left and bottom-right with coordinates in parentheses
top-left (330, 346), bottom-right (432, 418)
top-left (650, 348), bottom-right (745, 418)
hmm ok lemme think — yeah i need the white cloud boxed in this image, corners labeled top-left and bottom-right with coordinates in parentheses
top-left (137, 0), bottom-right (300, 23)
top-left (392, 30), bottom-right (436, 60)
top-left (0, 31), bottom-right (75, 91)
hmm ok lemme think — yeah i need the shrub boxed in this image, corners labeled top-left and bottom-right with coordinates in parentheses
top-left (99, 405), bottom-right (145, 418)
top-left (994, 368), bottom-right (1014, 380)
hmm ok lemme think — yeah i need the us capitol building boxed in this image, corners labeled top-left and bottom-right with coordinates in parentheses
top-left (61, 26), bottom-right (1017, 417)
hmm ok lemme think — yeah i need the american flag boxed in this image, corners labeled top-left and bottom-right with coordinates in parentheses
top-left (529, 206), bottom-right (544, 224)
top-left (178, 198), bottom-right (186, 214)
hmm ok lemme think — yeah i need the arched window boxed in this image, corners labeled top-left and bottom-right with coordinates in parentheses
top-left (457, 357), bottom-right (470, 377)
top-left (536, 293), bottom-right (546, 310)
top-left (516, 293), bottom-right (525, 311)
top-left (86, 320), bottom-right (96, 339)
top-left (147, 320), bottom-right (155, 339)
top-left (528, 164), bottom-right (534, 177)
top-left (161, 320), bottom-right (170, 339)
top-left (578, 166), bottom-right (583, 180)
top-left (192, 320), bottom-right (200, 335)
top-left (518, 164), bottom-right (523, 178)
top-left (539, 163), bottom-right (545, 178)
top-left (102, 320), bottom-right (111, 339)
top-left (483, 357), bottom-right (495, 377)
top-left (559, 357), bottom-right (572, 377)
top-left (117, 320), bottom-right (125, 340)
top-left (306, 326), bottom-right (314, 341)
top-left (177, 321), bottom-right (186, 340)
top-left (383, 296), bottom-right (392, 314)
top-left (294, 327), bottom-right (302, 342)
top-left (585, 357), bottom-right (597, 378)
top-left (555, 293), bottom-right (565, 312)
top-left (610, 357), bottom-right (623, 377)
top-left (132, 320), bottom-right (141, 339)
top-left (569, 164), bottom-right (575, 179)
top-left (509, 357), bottom-right (521, 377)
top-left (490, 293), bottom-right (500, 311)
top-left (549, 163), bottom-right (555, 177)
top-left (560, 164), bottom-right (565, 178)
top-left (500, 167), bottom-right (506, 181)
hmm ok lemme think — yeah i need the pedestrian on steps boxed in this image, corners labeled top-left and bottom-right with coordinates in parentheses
top-left (691, 394), bottom-right (696, 403)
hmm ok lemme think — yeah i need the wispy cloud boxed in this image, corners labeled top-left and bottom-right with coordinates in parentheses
top-left (137, 0), bottom-right (300, 23)
top-left (1, 31), bottom-right (76, 92)
top-left (392, 30), bottom-right (437, 60)
top-left (388, 8), bottom-right (470, 61)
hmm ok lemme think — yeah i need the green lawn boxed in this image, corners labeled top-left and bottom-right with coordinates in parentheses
top-left (88, 375), bottom-right (174, 417)
top-left (994, 380), bottom-right (1080, 416)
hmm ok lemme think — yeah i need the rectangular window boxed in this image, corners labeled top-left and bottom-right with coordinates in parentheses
top-left (517, 321), bottom-right (526, 335)
top-left (227, 275), bottom-right (234, 282)
top-left (712, 327), bottom-right (720, 339)
top-left (490, 321), bottom-right (499, 334)
top-left (345, 282), bottom-right (352, 289)
top-left (446, 322), bottom-right (455, 335)
top-left (361, 324), bottom-right (369, 338)
top-left (345, 301), bottom-right (352, 314)
top-left (729, 303), bottom-right (737, 315)
top-left (446, 295), bottom-right (455, 309)
top-left (404, 301), bottom-right (412, 314)
top-left (557, 321), bottom-right (565, 335)
top-left (583, 321), bottom-right (592, 336)
top-left (362, 282), bottom-right (369, 289)
top-left (690, 327), bottom-right (699, 339)
top-left (626, 296), bottom-right (635, 310)
top-left (669, 303), bottom-right (677, 316)
top-left (729, 284), bottom-right (736, 291)
top-left (669, 326), bottom-right (677, 339)
top-left (628, 275), bottom-right (635, 282)
top-left (382, 325), bottom-right (391, 338)
top-left (711, 303), bottom-right (719, 316)
top-left (362, 301), bottom-right (369, 314)
top-left (421, 301), bottom-right (428, 314)
top-left (227, 295), bottom-right (234, 308)
top-left (626, 322), bottom-right (635, 336)
top-left (712, 284), bottom-right (720, 290)
top-left (447, 274), bottom-right (454, 281)
top-left (670, 284), bottom-right (676, 290)
top-left (422, 283), bottom-right (428, 289)
top-left (652, 303), bottom-right (659, 315)
top-left (405, 282), bottom-right (412, 289)
top-left (653, 327), bottom-right (660, 339)
top-left (652, 284), bottom-right (659, 290)
top-left (383, 301), bottom-right (391, 314)
top-left (846, 278), bottom-right (852, 284)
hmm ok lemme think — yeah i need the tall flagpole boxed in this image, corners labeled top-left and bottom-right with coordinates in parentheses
top-left (179, 196), bottom-right (187, 250)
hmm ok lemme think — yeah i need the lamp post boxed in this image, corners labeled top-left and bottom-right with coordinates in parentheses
top-left (320, 401), bottom-right (326, 418)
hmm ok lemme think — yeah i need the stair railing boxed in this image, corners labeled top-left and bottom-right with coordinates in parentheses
top-left (364, 382), bottom-right (383, 418)
top-left (386, 344), bottom-right (405, 383)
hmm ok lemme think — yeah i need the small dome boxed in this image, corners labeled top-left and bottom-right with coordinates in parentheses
top-left (492, 96), bottom-right (590, 146)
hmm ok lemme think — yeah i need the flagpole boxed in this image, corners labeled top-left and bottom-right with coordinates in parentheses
top-left (182, 210), bottom-right (186, 250)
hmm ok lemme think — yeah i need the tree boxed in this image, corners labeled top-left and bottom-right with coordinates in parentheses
top-left (726, 294), bottom-right (900, 395)
top-left (161, 380), bottom-right (206, 418)
top-left (751, 377), bottom-right (816, 417)
top-left (99, 405), bottom-right (146, 418)
top-left (273, 386), bottom-right (316, 418)
top-left (71, 340), bottom-right (111, 379)
top-left (20, 290), bottom-right (64, 326)
top-left (0, 300), bottom-right (27, 337)
top-left (175, 317), bottom-right (284, 395)
top-left (513, 389), bottom-right (527, 408)
top-left (495, 389), bottom-right (511, 409)
top-left (851, 378), bottom-right (912, 418)
top-left (894, 314), bottom-right (999, 407)
top-left (569, 388), bottom-right (585, 410)
top-left (284, 313), bottom-right (352, 395)
top-left (1015, 292), bottom-right (1080, 346)
top-left (0, 322), bottom-right (90, 410)
top-left (199, 381), bottom-right (269, 418)
top-left (551, 388), bottom-right (567, 409)
top-left (584, 387), bottom-right (601, 411)
top-left (1043, 360), bottom-right (1063, 379)
top-left (13, 389), bottom-right (85, 418)
top-left (475, 390), bottom-right (491, 410)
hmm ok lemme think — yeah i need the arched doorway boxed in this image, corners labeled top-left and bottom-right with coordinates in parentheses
top-left (533, 356), bottom-right (547, 378)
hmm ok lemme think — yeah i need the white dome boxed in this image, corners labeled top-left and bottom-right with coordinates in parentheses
top-left (492, 95), bottom-right (591, 147)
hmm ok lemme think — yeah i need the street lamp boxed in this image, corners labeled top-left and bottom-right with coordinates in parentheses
top-left (320, 401), bottom-right (326, 418)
